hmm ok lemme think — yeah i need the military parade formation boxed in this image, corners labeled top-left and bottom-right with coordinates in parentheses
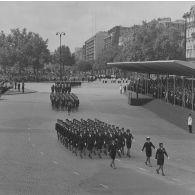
top-left (55, 118), bottom-right (169, 174)
top-left (51, 79), bottom-right (170, 174)
top-left (50, 82), bottom-right (79, 112)
top-left (55, 118), bottom-right (134, 159)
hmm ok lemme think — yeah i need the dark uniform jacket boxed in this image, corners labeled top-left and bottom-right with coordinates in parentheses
top-left (142, 142), bottom-right (155, 157)
top-left (155, 148), bottom-right (168, 165)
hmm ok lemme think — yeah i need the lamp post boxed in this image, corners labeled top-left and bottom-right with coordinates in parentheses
top-left (56, 32), bottom-right (65, 81)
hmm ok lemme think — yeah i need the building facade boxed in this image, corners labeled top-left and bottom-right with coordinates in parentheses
top-left (104, 25), bottom-right (140, 49)
top-left (158, 17), bottom-right (185, 31)
top-left (84, 31), bottom-right (108, 61)
top-left (183, 5), bottom-right (195, 61)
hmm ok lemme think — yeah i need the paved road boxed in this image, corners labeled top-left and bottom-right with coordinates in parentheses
top-left (0, 81), bottom-right (194, 194)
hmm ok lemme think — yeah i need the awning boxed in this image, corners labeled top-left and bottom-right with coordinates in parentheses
top-left (107, 60), bottom-right (195, 77)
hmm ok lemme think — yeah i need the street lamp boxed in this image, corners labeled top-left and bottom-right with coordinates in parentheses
top-left (56, 32), bottom-right (66, 81)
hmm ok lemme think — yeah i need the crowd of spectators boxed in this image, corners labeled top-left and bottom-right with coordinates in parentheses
top-left (128, 76), bottom-right (195, 110)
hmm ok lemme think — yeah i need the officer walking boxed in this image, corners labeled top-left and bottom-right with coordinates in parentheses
top-left (155, 143), bottom-right (169, 176)
top-left (188, 113), bottom-right (192, 133)
top-left (142, 136), bottom-right (155, 167)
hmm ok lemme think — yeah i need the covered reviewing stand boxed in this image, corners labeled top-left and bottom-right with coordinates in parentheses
top-left (107, 60), bottom-right (195, 111)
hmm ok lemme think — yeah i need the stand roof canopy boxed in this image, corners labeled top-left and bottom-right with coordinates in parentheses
top-left (107, 60), bottom-right (195, 77)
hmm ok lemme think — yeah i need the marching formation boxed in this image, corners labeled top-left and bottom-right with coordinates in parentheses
top-left (50, 82), bottom-right (79, 112)
top-left (55, 118), bottom-right (169, 175)
top-left (55, 118), bottom-right (134, 159)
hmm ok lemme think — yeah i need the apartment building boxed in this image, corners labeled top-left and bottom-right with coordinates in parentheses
top-left (84, 31), bottom-right (108, 61)
top-left (183, 5), bottom-right (195, 60)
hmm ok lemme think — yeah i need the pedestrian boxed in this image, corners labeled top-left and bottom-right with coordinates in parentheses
top-left (51, 84), bottom-right (55, 93)
top-left (188, 113), bottom-right (192, 133)
top-left (18, 82), bottom-right (20, 92)
top-left (142, 136), bottom-right (155, 167)
top-left (22, 82), bottom-right (24, 93)
top-left (14, 81), bottom-right (17, 89)
top-left (123, 85), bottom-right (127, 93)
top-left (109, 139), bottom-right (117, 169)
top-left (120, 84), bottom-right (122, 94)
top-left (155, 143), bottom-right (169, 176)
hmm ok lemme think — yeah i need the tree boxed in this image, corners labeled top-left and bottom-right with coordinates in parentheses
top-left (0, 28), bottom-right (50, 74)
top-left (28, 33), bottom-right (50, 74)
top-left (76, 60), bottom-right (92, 72)
top-left (95, 46), bottom-right (120, 68)
top-left (120, 20), bottom-right (185, 62)
top-left (53, 45), bottom-right (74, 70)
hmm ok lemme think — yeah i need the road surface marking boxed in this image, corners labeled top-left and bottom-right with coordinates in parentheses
top-left (171, 178), bottom-right (184, 185)
top-left (99, 184), bottom-right (109, 189)
top-left (116, 159), bottom-right (121, 161)
top-left (172, 178), bottom-right (181, 182)
top-left (28, 137), bottom-right (31, 142)
top-left (138, 167), bottom-right (148, 172)
top-left (73, 171), bottom-right (79, 175)
top-left (40, 152), bottom-right (44, 156)
top-left (32, 144), bottom-right (35, 147)
top-left (53, 161), bottom-right (59, 165)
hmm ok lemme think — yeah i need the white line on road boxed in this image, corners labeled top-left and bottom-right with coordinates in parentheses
top-left (73, 171), bottom-right (80, 175)
top-left (53, 161), bottom-right (59, 165)
top-left (32, 144), bottom-right (35, 147)
top-left (172, 178), bottom-right (181, 182)
top-left (138, 167), bottom-right (148, 172)
top-left (116, 159), bottom-right (121, 161)
top-left (171, 178), bottom-right (184, 185)
top-left (40, 152), bottom-right (44, 156)
top-left (28, 137), bottom-right (31, 142)
top-left (99, 184), bottom-right (109, 189)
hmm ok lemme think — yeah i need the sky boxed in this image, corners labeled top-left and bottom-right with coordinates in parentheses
top-left (0, 1), bottom-right (193, 53)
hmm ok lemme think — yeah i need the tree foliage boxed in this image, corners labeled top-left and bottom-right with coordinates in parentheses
top-left (53, 45), bottom-right (75, 68)
top-left (95, 19), bottom-right (185, 68)
top-left (76, 60), bottom-right (92, 72)
top-left (0, 28), bottom-right (50, 73)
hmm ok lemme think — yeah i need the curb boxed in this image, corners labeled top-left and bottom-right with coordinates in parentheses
top-left (4, 89), bottom-right (37, 95)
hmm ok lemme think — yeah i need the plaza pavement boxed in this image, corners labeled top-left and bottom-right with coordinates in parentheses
top-left (0, 81), bottom-right (194, 194)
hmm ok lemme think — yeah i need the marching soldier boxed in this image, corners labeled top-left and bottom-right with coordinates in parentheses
top-left (87, 133), bottom-right (94, 159)
top-left (125, 129), bottom-right (134, 158)
top-left (109, 139), bottom-right (117, 169)
top-left (155, 143), bottom-right (169, 176)
top-left (142, 136), bottom-right (155, 167)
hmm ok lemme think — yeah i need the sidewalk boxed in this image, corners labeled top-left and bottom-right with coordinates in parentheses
top-left (4, 88), bottom-right (36, 95)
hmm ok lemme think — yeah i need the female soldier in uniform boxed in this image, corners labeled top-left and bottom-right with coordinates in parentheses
top-left (109, 139), bottom-right (117, 169)
top-left (87, 133), bottom-right (94, 159)
top-left (155, 143), bottom-right (169, 176)
top-left (142, 136), bottom-right (155, 167)
top-left (125, 129), bottom-right (134, 158)
top-left (67, 101), bottom-right (72, 115)
top-left (78, 133), bottom-right (84, 158)
top-left (96, 131), bottom-right (104, 158)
